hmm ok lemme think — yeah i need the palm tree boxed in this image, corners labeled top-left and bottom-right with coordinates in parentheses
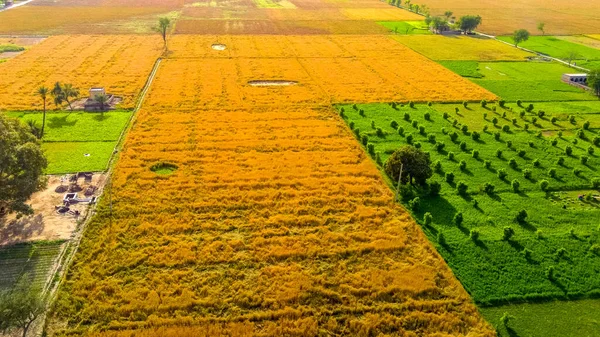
top-left (51, 82), bottom-right (64, 109)
top-left (37, 86), bottom-right (48, 138)
top-left (62, 83), bottom-right (80, 111)
top-left (94, 93), bottom-right (109, 113)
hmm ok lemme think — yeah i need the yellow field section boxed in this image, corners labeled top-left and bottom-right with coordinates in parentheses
top-left (0, 6), bottom-right (172, 34)
top-left (50, 105), bottom-right (494, 336)
top-left (147, 35), bottom-right (495, 107)
top-left (418, 0), bottom-right (600, 35)
top-left (393, 35), bottom-right (531, 61)
top-left (557, 35), bottom-right (600, 50)
top-left (0, 35), bottom-right (162, 111)
top-left (341, 8), bottom-right (423, 21)
top-left (587, 35), bottom-right (600, 42)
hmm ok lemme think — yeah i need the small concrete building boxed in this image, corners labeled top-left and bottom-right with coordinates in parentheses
top-left (88, 87), bottom-right (106, 100)
top-left (561, 73), bottom-right (588, 85)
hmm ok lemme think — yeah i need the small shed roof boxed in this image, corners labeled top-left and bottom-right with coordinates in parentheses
top-left (564, 73), bottom-right (587, 77)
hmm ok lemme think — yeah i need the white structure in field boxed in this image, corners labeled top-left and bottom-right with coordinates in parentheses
top-left (561, 73), bottom-right (588, 86)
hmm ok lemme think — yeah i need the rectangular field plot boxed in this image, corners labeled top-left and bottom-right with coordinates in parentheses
top-left (393, 35), bottom-right (531, 61)
top-left (0, 242), bottom-right (64, 292)
top-left (468, 62), bottom-right (595, 102)
top-left (337, 102), bottom-right (600, 304)
top-left (0, 35), bottom-right (162, 111)
top-left (43, 141), bottom-right (117, 174)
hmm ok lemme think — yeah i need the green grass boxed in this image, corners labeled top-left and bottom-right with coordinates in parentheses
top-left (469, 61), bottom-right (595, 102)
top-left (338, 102), bottom-right (600, 304)
top-left (0, 44), bottom-right (25, 53)
top-left (6, 111), bottom-right (132, 142)
top-left (497, 36), bottom-right (600, 70)
top-left (439, 60), bottom-right (484, 78)
top-left (3, 111), bottom-right (132, 174)
top-left (480, 299), bottom-right (600, 337)
top-left (377, 21), bottom-right (431, 35)
top-left (43, 141), bottom-right (117, 174)
top-left (0, 241), bottom-right (64, 292)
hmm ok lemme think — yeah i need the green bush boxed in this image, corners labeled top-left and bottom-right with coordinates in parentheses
top-left (557, 157), bottom-right (565, 166)
top-left (459, 160), bottom-right (467, 170)
top-left (551, 117), bottom-right (557, 123)
top-left (353, 104), bottom-right (358, 110)
top-left (435, 141), bottom-right (445, 152)
top-left (497, 168), bottom-right (508, 180)
top-left (484, 160), bottom-right (492, 169)
top-left (457, 181), bottom-right (468, 194)
top-left (523, 248), bottom-right (533, 260)
top-left (532, 117), bottom-right (538, 124)
top-left (349, 121), bottom-right (354, 129)
top-left (565, 146), bottom-right (573, 156)
top-left (409, 101), bottom-right (415, 108)
top-left (518, 150), bottom-right (526, 158)
top-left (376, 152), bottom-right (383, 165)
top-left (593, 136), bottom-right (600, 147)
top-left (526, 104), bottom-right (534, 112)
top-left (581, 156), bottom-right (589, 165)
top-left (414, 142), bottom-right (422, 149)
top-left (533, 159), bottom-right (540, 167)
top-left (515, 209), bottom-right (528, 222)
top-left (423, 212), bottom-right (433, 225)
top-left (583, 120), bottom-right (590, 130)
top-left (588, 146), bottom-right (594, 155)
top-left (511, 179), bottom-right (520, 192)
top-left (481, 100), bottom-right (487, 108)
top-left (470, 229), bottom-right (480, 241)
top-left (471, 131), bottom-right (480, 141)
top-left (376, 127), bottom-right (384, 137)
top-left (450, 131), bottom-right (459, 142)
top-left (592, 178), bottom-right (600, 189)
top-left (359, 109), bottom-right (365, 117)
top-left (419, 125), bottom-right (426, 135)
top-left (448, 152), bottom-right (455, 160)
top-left (502, 111), bottom-right (507, 118)
top-left (427, 134), bottom-right (436, 143)
top-left (472, 150), bottom-right (479, 159)
top-left (528, 141), bottom-right (534, 148)
top-left (494, 131), bottom-right (501, 140)
top-left (437, 232), bottom-right (446, 245)
top-left (445, 172), bottom-right (455, 183)
top-left (483, 125), bottom-right (488, 132)
top-left (406, 134), bottom-right (414, 144)
top-left (503, 227), bottom-right (515, 241)
top-left (502, 125), bottom-right (510, 132)
top-left (548, 168), bottom-right (557, 178)
top-left (390, 120), bottom-right (399, 129)
top-left (443, 112), bottom-right (449, 119)
top-left (483, 182), bottom-right (495, 194)
top-left (354, 128), bottom-right (360, 138)
top-left (455, 107), bottom-right (460, 113)
top-left (361, 135), bottom-right (368, 146)
top-left (499, 100), bottom-right (505, 107)
top-left (576, 129), bottom-right (585, 139)
top-left (461, 125), bottom-right (469, 133)
top-left (398, 126), bottom-right (404, 136)
top-left (496, 149), bottom-right (503, 158)
top-left (537, 110), bottom-right (545, 118)
top-left (367, 143), bottom-right (375, 155)
top-left (509, 158), bottom-right (518, 169)
top-left (492, 117), bottom-right (499, 125)
top-left (412, 120), bottom-right (419, 129)
top-left (408, 196), bottom-right (420, 210)
top-left (463, 101), bottom-right (468, 108)
top-left (371, 120), bottom-right (376, 129)
top-left (429, 181), bottom-right (442, 196)
top-left (547, 266), bottom-right (555, 280)
top-left (512, 118), bottom-right (517, 125)
top-left (506, 140), bottom-right (513, 148)
top-left (483, 112), bottom-right (488, 119)
top-left (460, 141), bottom-right (467, 151)
top-left (340, 110), bottom-right (345, 118)
top-left (519, 111), bottom-right (526, 118)
top-left (540, 179), bottom-right (549, 191)
top-left (551, 138), bottom-right (558, 146)
top-left (403, 112), bottom-right (411, 121)
top-left (433, 160), bottom-right (442, 171)
top-left (590, 244), bottom-right (600, 255)
top-left (424, 112), bottom-right (431, 121)
top-left (453, 212), bottom-right (463, 226)
top-left (573, 168), bottom-right (582, 176)
top-left (523, 169), bottom-right (532, 179)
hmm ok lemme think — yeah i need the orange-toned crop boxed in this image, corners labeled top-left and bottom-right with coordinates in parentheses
top-left (0, 35), bottom-right (163, 111)
top-left (49, 105), bottom-right (494, 336)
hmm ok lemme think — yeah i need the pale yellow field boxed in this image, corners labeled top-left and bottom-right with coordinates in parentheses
top-left (557, 35), bottom-right (600, 50)
top-left (0, 35), bottom-right (163, 111)
top-left (393, 35), bottom-right (531, 61)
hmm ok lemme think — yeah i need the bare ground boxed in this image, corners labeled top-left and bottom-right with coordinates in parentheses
top-left (0, 174), bottom-right (107, 246)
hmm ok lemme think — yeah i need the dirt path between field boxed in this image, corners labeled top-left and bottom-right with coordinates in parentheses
top-left (0, 0), bottom-right (36, 13)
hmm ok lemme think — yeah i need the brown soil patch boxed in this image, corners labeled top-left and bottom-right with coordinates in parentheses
top-left (0, 174), bottom-right (107, 246)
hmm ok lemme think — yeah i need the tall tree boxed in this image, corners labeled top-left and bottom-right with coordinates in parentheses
top-left (444, 11), bottom-right (453, 20)
top-left (430, 16), bottom-right (449, 34)
top-left (458, 15), bottom-right (482, 34)
top-left (62, 83), bottom-right (80, 111)
top-left (36, 86), bottom-right (48, 138)
top-left (0, 274), bottom-right (46, 337)
top-left (0, 114), bottom-right (47, 215)
top-left (384, 145), bottom-right (433, 186)
top-left (94, 93), bottom-right (110, 112)
top-left (513, 29), bottom-right (530, 46)
top-left (588, 69), bottom-right (600, 97)
top-left (155, 17), bottom-right (171, 50)
top-left (537, 22), bottom-right (545, 35)
top-left (51, 81), bottom-right (64, 109)
top-left (564, 50), bottom-right (582, 66)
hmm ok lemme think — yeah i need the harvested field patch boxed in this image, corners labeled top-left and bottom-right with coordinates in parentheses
top-left (341, 8), bottom-right (423, 21)
top-left (264, 8), bottom-right (345, 21)
top-left (0, 6), bottom-right (173, 34)
top-left (416, 0), bottom-right (600, 35)
top-left (0, 35), bottom-right (162, 111)
top-left (48, 105), bottom-right (494, 335)
top-left (174, 19), bottom-right (388, 34)
top-left (557, 35), bottom-right (600, 51)
top-left (31, 0), bottom-right (185, 7)
top-left (393, 35), bottom-right (531, 61)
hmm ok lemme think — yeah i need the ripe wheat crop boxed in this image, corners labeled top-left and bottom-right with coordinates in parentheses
top-left (0, 35), bottom-right (162, 111)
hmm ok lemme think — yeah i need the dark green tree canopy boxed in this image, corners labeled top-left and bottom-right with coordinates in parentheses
top-left (588, 69), bottom-right (600, 97)
top-left (0, 274), bottom-right (45, 337)
top-left (458, 15), bottom-right (482, 33)
top-left (384, 145), bottom-right (433, 186)
top-left (0, 114), bottom-right (47, 214)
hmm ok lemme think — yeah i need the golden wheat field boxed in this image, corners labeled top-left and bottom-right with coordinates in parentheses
top-left (0, 35), bottom-right (162, 111)
top-left (49, 104), bottom-right (494, 336)
top-left (418, 0), bottom-right (600, 35)
top-left (143, 35), bottom-right (495, 109)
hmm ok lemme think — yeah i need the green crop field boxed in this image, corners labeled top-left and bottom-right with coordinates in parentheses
top-left (480, 299), bottom-right (600, 337)
top-left (497, 36), bottom-right (600, 70)
top-left (337, 102), bottom-right (600, 305)
top-left (0, 241), bottom-right (64, 292)
top-left (4, 111), bottom-right (132, 174)
top-left (378, 21), bottom-right (431, 35)
top-left (446, 61), bottom-right (597, 101)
